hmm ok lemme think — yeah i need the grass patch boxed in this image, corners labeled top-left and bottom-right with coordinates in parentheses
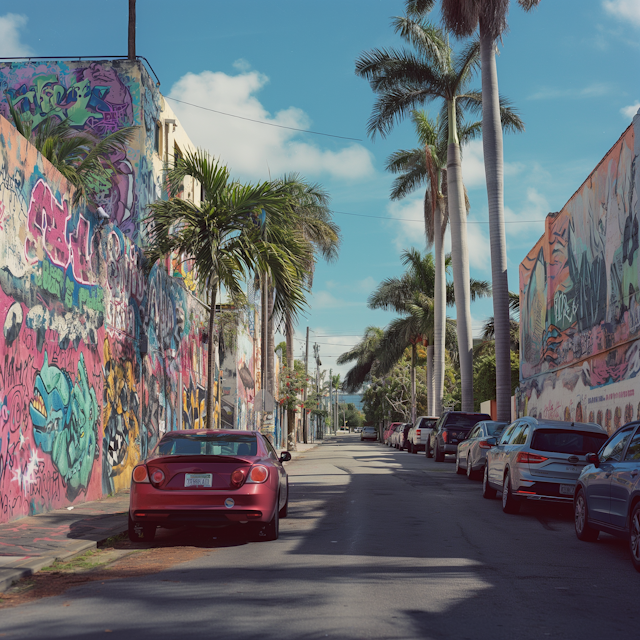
top-left (41, 549), bottom-right (114, 573)
top-left (100, 532), bottom-right (127, 548)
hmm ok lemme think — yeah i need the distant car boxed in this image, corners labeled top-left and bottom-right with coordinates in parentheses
top-left (384, 422), bottom-right (403, 446)
top-left (361, 426), bottom-right (378, 442)
top-left (574, 421), bottom-right (640, 572)
top-left (408, 416), bottom-right (438, 453)
top-left (354, 427), bottom-right (363, 433)
top-left (455, 420), bottom-right (509, 479)
top-left (428, 411), bottom-right (492, 461)
top-left (391, 423), bottom-right (411, 449)
top-left (128, 429), bottom-right (291, 542)
top-left (482, 417), bottom-right (607, 515)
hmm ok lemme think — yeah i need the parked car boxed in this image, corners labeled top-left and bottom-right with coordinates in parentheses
top-left (361, 426), bottom-right (378, 442)
top-left (428, 411), bottom-right (492, 461)
top-left (455, 420), bottom-right (509, 478)
top-left (397, 423), bottom-right (413, 450)
top-left (128, 429), bottom-right (291, 542)
top-left (574, 421), bottom-right (640, 571)
top-left (482, 417), bottom-right (608, 515)
top-left (390, 423), bottom-right (405, 448)
top-left (407, 416), bottom-right (438, 453)
top-left (383, 422), bottom-right (403, 446)
top-left (354, 427), bottom-right (363, 433)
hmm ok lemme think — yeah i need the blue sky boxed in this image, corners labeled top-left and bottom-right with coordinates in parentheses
top-left (1, 0), bottom-right (638, 380)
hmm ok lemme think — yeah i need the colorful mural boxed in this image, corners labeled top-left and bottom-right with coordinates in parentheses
top-left (519, 115), bottom-right (640, 433)
top-left (0, 59), bottom-right (214, 524)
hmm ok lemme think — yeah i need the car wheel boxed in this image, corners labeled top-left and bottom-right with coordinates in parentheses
top-left (128, 514), bottom-right (156, 542)
top-left (426, 441), bottom-right (433, 458)
top-left (412, 444), bottom-right (418, 454)
top-left (455, 455), bottom-right (464, 474)
top-left (630, 503), bottom-right (640, 572)
top-left (466, 457), bottom-right (475, 480)
top-left (435, 442), bottom-right (445, 462)
top-left (574, 489), bottom-right (598, 542)
top-left (502, 472), bottom-right (521, 514)
top-left (260, 501), bottom-right (280, 541)
top-left (482, 465), bottom-right (497, 499)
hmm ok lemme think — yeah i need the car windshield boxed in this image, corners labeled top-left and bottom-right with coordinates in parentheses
top-left (154, 433), bottom-right (258, 457)
top-left (487, 423), bottom-right (508, 436)
top-left (530, 429), bottom-right (607, 455)
top-left (364, 427), bottom-right (376, 432)
top-left (446, 414), bottom-right (490, 428)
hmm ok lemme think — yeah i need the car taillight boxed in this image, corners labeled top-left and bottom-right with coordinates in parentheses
top-left (442, 431), bottom-right (448, 443)
top-left (416, 429), bottom-right (421, 436)
top-left (132, 465), bottom-right (149, 483)
top-left (478, 440), bottom-right (494, 449)
top-left (246, 465), bottom-right (269, 483)
top-left (516, 452), bottom-right (549, 464)
top-left (231, 468), bottom-right (247, 488)
top-left (149, 469), bottom-right (165, 485)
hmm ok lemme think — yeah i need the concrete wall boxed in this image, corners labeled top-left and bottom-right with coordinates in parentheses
top-left (519, 113), bottom-right (639, 433)
top-left (0, 59), bottom-right (215, 523)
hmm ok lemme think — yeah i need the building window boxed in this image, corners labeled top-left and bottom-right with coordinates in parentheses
top-left (174, 142), bottom-right (183, 164)
top-left (154, 121), bottom-right (162, 156)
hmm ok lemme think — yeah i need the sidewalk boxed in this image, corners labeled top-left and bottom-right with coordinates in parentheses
top-left (0, 439), bottom-right (328, 593)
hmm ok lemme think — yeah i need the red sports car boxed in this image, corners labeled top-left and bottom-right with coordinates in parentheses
top-left (128, 429), bottom-right (291, 542)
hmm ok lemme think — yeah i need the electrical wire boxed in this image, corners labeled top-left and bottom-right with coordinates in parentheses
top-left (165, 97), bottom-right (363, 141)
top-left (331, 209), bottom-right (546, 224)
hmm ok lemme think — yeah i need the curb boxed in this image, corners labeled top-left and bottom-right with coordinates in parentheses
top-left (0, 524), bottom-right (128, 594)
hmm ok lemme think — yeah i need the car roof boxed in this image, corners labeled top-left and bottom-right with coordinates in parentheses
top-left (523, 418), bottom-right (607, 434)
top-left (161, 429), bottom-right (260, 436)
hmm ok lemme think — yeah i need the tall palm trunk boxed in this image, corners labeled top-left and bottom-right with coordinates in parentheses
top-left (480, 27), bottom-right (511, 422)
top-left (433, 191), bottom-right (446, 417)
top-left (285, 313), bottom-right (297, 450)
top-left (206, 286), bottom-right (218, 429)
top-left (426, 344), bottom-right (434, 416)
top-left (446, 100), bottom-right (474, 411)
top-left (411, 343), bottom-right (417, 425)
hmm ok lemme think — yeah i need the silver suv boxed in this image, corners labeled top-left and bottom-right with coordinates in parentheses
top-left (482, 416), bottom-right (608, 514)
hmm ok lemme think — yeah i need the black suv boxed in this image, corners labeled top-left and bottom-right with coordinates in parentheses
top-left (427, 411), bottom-right (491, 461)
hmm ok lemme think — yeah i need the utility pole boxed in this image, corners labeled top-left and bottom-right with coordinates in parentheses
top-left (128, 0), bottom-right (136, 60)
top-left (302, 327), bottom-right (309, 443)
top-left (313, 343), bottom-right (321, 441)
top-left (329, 368), bottom-right (333, 435)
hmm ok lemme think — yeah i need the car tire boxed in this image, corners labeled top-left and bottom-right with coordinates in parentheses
top-left (412, 444), bottom-right (418, 454)
top-left (502, 472), bottom-right (521, 514)
top-left (466, 457), bottom-right (477, 480)
top-left (455, 455), bottom-right (464, 474)
top-left (574, 489), bottom-right (598, 542)
top-left (435, 442), bottom-right (445, 462)
top-left (260, 501), bottom-right (280, 542)
top-left (426, 441), bottom-right (433, 458)
top-left (128, 514), bottom-right (156, 542)
top-left (630, 503), bottom-right (640, 572)
top-left (483, 465), bottom-right (497, 499)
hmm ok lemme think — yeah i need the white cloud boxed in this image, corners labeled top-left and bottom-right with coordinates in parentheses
top-left (311, 290), bottom-right (365, 310)
top-left (462, 139), bottom-right (524, 188)
top-left (504, 187), bottom-right (549, 241)
top-left (528, 83), bottom-right (613, 100)
top-left (603, 0), bottom-right (640, 26)
top-left (621, 102), bottom-right (640, 119)
top-left (167, 65), bottom-right (375, 182)
top-left (0, 14), bottom-right (32, 57)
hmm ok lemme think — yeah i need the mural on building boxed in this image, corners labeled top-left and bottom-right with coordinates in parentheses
top-left (0, 59), bottom-right (214, 524)
top-left (519, 116), bottom-right (639, 432)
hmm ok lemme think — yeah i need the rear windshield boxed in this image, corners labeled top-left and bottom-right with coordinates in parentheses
top-left (531, 429), bottom-right (607, 455)
top-left (420, 419), bottom-right (437, 428)
top-left (444, 414), bottom-right (491, 429)
top-left (364, 427), bottom-right (376, 432)
top-left (487, 423), bottom-right (508, 436)
top-left (155, 433), bottom-right (257, 457)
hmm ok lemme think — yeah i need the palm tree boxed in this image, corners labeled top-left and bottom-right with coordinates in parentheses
top-left (369, 248), bottom-right (490, 419)
top-left (385, 110), bottom-right (481, 416)
top-left (269, 174), bottom-right (340, 449)
top-left (406, 0), bottom-right (537, 422)
top-left (5, 96), bottom-right (136, 208)
top-left (481, 291), bottom-right (521, 352)
top-left (355, 15), bottom-right (523, 411)
top-left (144, 149), bottom-right (308, 429)
top-left (337, 327), bottom-right (385, 393)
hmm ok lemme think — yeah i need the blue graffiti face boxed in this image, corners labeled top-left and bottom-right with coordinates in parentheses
top-left (30, 353), bottom-right (71, 452)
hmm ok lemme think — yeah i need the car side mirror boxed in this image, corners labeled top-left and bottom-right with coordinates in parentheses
top-left (279, 451), bottom-right (292, 463)
top-left (586, 452), bottom-right (600, 468)
top-left (486, 437), bottom-right (497, 446)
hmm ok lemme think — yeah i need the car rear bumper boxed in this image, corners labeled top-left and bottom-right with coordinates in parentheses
top-left (513, 480), bottom-right (576, 503)
top-left (130, 508), bottom-right (265, 527)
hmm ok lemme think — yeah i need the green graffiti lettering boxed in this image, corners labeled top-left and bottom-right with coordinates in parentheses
top-left (65, 276), bottom-right (74, 308)
top-left (40, 261), bottom-right (65, 299)
top-left (78, 287), bottom-right (104, 313)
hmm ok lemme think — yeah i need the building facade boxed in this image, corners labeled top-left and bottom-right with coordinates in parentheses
top-left (0, 59), bottom-right (218, 523)
top-left (519, 112), bottom-right (639, 433)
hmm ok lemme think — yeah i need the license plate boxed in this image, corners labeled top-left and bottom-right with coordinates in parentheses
top-left (559, 484), bottom-right (574, 495)
top-left (185, 473), bottom-right (212, 487)
top-left (451, 439), bottom-right (458, 444)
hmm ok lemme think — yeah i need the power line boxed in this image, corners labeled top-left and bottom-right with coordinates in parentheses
top-left (165, 97), bottom-right (363, 142)
top-left (331, 209), bottom-right (546, 224)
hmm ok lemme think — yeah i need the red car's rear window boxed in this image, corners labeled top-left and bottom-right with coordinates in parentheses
top-left (154, 433), bottom-right (257, 457)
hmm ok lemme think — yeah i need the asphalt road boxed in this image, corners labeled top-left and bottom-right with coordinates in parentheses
top-left (1, 435), bottom-right (637, 640)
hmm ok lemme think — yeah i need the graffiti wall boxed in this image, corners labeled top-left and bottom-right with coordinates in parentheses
top-left (519, 114), bottom-right (640, 432)
top-left (0, 95), bottom-right (212, 522)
